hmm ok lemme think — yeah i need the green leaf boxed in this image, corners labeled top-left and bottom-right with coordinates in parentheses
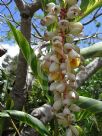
top-left (80, 42), bottom-right (102, 58)
top-left (7, 20), bottom-right (38, 76)
top-left (77, 96), bottom-right (102, 113)
top-left (7, 20), bottom-right (50, 102)
top-left (0, 110), bottom-right (49, 136)
top-left (78, 0), bottom-right (102, 20)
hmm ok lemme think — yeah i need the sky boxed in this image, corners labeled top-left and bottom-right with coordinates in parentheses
top-left (0, 0), bottom-right (102, 64)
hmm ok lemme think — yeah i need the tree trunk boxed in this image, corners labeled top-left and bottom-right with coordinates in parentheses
top-left (12, 15), bottom-right (31, 110)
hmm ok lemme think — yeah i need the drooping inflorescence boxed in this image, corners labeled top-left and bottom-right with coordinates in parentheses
top-left (41, 0), bottom-right (83, 135)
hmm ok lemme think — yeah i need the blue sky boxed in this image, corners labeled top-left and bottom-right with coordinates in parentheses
top-left (0, 1), bottom-right (102, 48)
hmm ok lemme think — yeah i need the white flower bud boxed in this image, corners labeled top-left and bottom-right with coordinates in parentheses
top-left (65, 0), bottom-right (77, 6)
top-left (69, 22), bottom-right (83, 36)
top-left (70, 125), bottom-right (79, 136)
top-left (46, 3), bottom-right (55, 12)
top-left (54, 91), bottom-right (61, 101)
top-left (60, 63), bottom-right (66, 70)
top-left (51, 5), bottom-right (61, 15)
top-left (50, 82), bottom-right (57, 91)
top-left (50, 55), bottom-right (59, 63)
top-left (44, 31), bottom-right (57, 41)
top-left (63, 98), bottom-right (72, 106)
top-left (69, 104), bottom-right (80, 112)
top-left (41, 60), bottom-right (50, 72)
top-left (57, 113), bottom-right (68, 127)
top-left (63, 106), bottom-right (70, 115)
top-left (48, 74), bottom-right (53, 81)
top-left (67, 5), bottom-right (81, 19)
top-left (66, 128), bottom-right (72, 136)
top-left (56, 82), bottom-right (66, 93)
top-left (49, 62), bottom-right (59, 72)
top-left (68, 113), bottom-right (76, 122)
top-left (41, 15), bottom-right (56, 26)
top-left (67, 73), bottom-right (76, 81)
top-left (53, 99), bottom-right (62, 111)
top-left (52, 36), bottom-right (62, 45)
top-left (68, 49), bottom-right (80, 59)
top-left (66, 34), bottom-right (74, 43)
top-left (69, 81), bottom-right (77, 89)
top-left (58, 20), bottom-right (69, 32)
top-left (68, 91), bottom-right (79, 100)
top-left (64, 43), bottom-right (74, 53)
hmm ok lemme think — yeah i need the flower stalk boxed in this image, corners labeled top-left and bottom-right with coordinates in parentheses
top-left (41, 0), bottom-right (83, 135)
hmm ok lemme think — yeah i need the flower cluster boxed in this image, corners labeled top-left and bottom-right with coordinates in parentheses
top-left (41, 0), bottom-right (83, 135)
